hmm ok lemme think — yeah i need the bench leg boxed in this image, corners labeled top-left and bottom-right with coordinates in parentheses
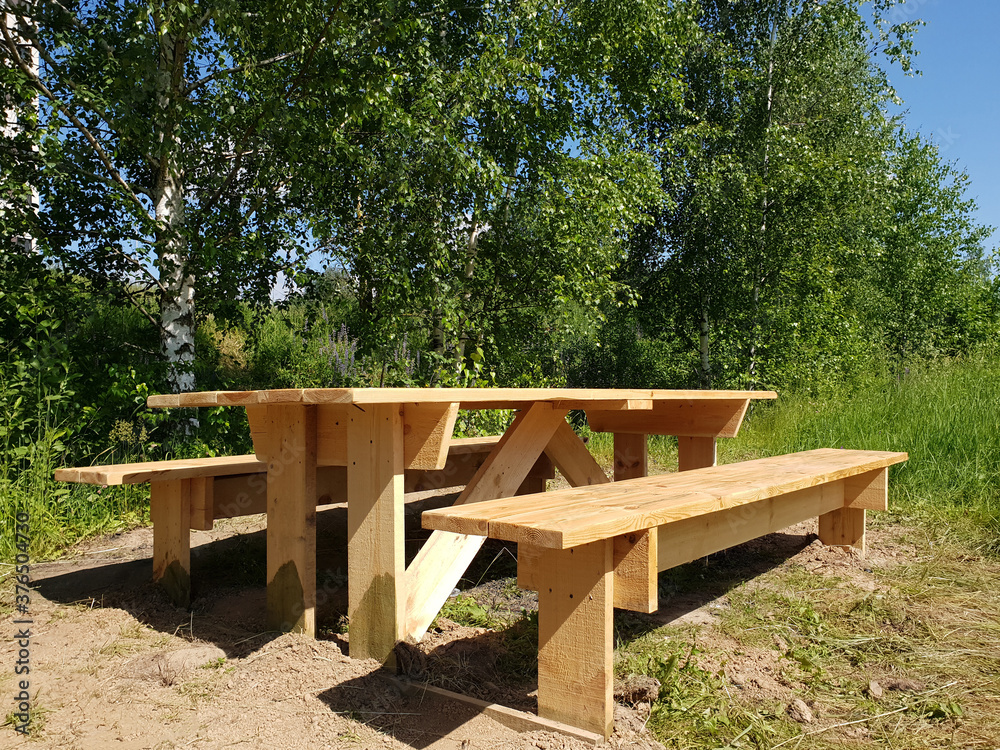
top-left (189, 476), bottom-right (214, 531)
top-left (151, 479), bottom-right (191, 608)
top-left (819, 507), bottom-right (866, 553)
top-left (536, 539), bottom-right (614, 739)
top-left (613, 433), bottom-right (647, 480)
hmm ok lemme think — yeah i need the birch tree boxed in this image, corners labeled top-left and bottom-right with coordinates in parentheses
top-left (318, 0), bottom-right (687, 382)
top-left (1, 1), bottom-right (37, 254)
top-left (1, 0), bottom-right (456, 393)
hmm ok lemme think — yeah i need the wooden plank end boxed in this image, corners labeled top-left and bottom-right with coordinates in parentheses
top-left (147, 394), bottom-right (179, 408)
top-left (613, 531), bottom-right (658, 613)
top-left (390, 678), bottom-right (603, 746)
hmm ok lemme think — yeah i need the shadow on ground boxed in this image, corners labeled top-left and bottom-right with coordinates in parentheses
top-left (30, 495), bottom-right (818, 662)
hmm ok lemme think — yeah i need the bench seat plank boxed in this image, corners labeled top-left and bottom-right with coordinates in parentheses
top-left (55, 454), bottom-right (266, 486)
top-left (422, 449), bottom-right (907, 549)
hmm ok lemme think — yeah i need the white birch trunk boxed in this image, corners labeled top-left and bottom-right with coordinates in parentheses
top-left (748, 3), bottom-right (784, 389)
top-left (2, 5), bottom-right (38, 254)
top-left (153, 24), bottom-right (196, 397)
top-left (454, 216), bottom-right (486, 369)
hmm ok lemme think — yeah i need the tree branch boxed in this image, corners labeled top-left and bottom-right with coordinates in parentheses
top-left (195, 0), bottom-right (344, 220)
top-left (40, 0), bottom-right (115, 59)
top-left (118, 283), bottom-right (163, 332)
top-left (66, 229), bottom-right (169, 297)
top-left (0, 22), bottom-right (152, 212)
top-left (184, 51), bottom-right (301, 96)
top-left (13, 20), bottom-right (138, 159)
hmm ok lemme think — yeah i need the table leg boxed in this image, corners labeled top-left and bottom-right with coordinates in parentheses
top-left (613, 432), bottom-right (647, 480)
top-left (347, 403), bottom-right (405, 663)
top-left (266, 404), bottom-right (318, 635)
top-left (151, 479), bottom-right (191, 607)
top-left (678, 435), bottom-right (716, 471)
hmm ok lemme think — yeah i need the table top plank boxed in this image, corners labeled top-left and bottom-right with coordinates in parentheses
top-left (148, 387), bottom-right (777, 409)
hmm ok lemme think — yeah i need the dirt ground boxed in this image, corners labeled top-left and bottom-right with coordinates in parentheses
top-left (0, 491), bottom-right (931, 750)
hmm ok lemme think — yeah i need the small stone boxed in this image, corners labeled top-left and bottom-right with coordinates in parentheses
top-left (787, 698), bottom-right (814, 724)
top-left (868, 680), bottom-right (883, 698)
top-left (884, 677), bottom-right (924, 692)
top-left (773, 635), bottom-right (788, 652)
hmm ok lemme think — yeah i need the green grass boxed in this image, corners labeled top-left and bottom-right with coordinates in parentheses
top-left (610, 526), bottom-right (1000, 748)
top-left (726, 354), bottom-right (1000, 553)
top-left (585, 354), bottom-right (1000, 556)
top-left (0, 425), bottom-right (149, 563)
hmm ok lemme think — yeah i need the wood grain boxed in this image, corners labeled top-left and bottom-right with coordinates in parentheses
top-left (656, 483), bottom-right (845, 570)
top-left (347, 403), bottom-right (405, 663)
top-left (188, 476), bottom-right (214, 531)
top-left (844, 468), bottom-right (888, 511)
top-left (544, 420), bottom-right (610, 487)
top-left (588, 398), bottom-right (752, 438)
top-left (423, 449), bottom-right (908, 549)
top-left (265, 404), bottom-right (318, 636)
top-left (678, 436), bottom-right (716, 471)
top-left (403, 402), bottom-right (460, 470)
top-left (613, 433), bottom-right (647, 481)
top-left (54, 454), bottom-right (265, 486)
top-left (819, 507), bottom-right (867, 552)
top-left (535, 540), bottom-right (614, 739)
top-left (148, 387), bottom-right (777, 409)
top-left (151, 479), bottom-right (191, 607)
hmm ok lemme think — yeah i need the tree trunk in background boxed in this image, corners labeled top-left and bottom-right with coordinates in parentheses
top-left (699, 303), bottom-right (712, 388)
top-left (748, 2), bottom-right (784, 390)
top-left (2, 4), bottom-right (38, 254)
top-left (454, 216), bottom-right (485, 371)
top-left (156, 167), bottom-right (195, 394)
top-left (153, 23), bottom-right (196, 398)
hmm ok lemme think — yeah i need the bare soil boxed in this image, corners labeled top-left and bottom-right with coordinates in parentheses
top-left (0, 493), bottom-right (966, 749)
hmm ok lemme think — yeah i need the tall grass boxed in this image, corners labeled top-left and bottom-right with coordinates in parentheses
top-left (0, 405), bottom-right (149, 563)
top-left (731, 355), bottom-right (1000, 504)
top-left (587, 354), bottom-right (1000, 551)
top-left (723, 354), bottom-right (1000, 549)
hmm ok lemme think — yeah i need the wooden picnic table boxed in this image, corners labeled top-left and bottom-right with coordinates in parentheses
top-left (147, 387), bottom-right (776, 663)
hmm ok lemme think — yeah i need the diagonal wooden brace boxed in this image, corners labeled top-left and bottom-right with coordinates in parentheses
top-left (403, 403), bottom-right (568, 642)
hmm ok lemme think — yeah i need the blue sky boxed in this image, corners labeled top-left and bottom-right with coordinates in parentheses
top-left (884, 0), bottom-right (1000, 249)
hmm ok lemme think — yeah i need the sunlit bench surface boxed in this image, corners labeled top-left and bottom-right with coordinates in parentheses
top-left (423, 448), bottom-right (908, 739)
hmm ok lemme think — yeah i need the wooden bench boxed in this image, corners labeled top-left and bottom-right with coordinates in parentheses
top-left (422, 448), bottom-right (908, 740)
top-left (55, 437), bottom-right (553, 607)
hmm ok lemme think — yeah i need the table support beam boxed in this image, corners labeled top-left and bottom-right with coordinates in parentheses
top-left (403, 403), bottom-right (568, 642)
top-left (678, 435), bottom-right (716, 471)
top-left (347, 403), bottom-right (405, 662)
top-left (266, 404), bottom-right (318, 635)
top-left (613, 433), bottom-right (647, 481)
